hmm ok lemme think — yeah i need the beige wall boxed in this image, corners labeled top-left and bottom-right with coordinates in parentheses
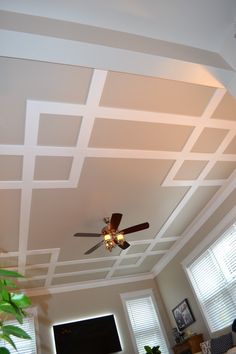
top-left (155, 189), bottom-right (236, 342)
top-left (32, 278), bottom-right (171, 354)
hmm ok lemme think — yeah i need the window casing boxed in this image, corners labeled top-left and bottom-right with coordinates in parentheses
top-left (183, 218), bottom-right (236, 333)
top-left (121, 289), bottom-right (169, 354)
top-left (0, 308), bottom-right (38, 354)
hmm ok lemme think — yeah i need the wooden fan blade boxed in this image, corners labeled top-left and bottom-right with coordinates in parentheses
top-left (73, 233), bottom-right (101, 237)
top-left (110, 213), bottom-right (122, 231)
top-left (120, 222), bottom-right (149, 235)
top-left (118, 241), bottom-right (130, 250)
top-left (84, 240), bottom-right (103, 255)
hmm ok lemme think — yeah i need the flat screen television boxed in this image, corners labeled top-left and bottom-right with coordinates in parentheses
top-left (53, 314), bottom-right (122, 354)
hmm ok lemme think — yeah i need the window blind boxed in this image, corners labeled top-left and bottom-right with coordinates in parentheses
top-left (0, 315), bottom-right (37, 354)
top-left (187, 223), bottom-right (236, 332)
top-left (125, 295), bottom-right (169, 354)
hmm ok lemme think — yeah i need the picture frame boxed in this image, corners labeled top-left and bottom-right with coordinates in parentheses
top-left (172, 298), bottom-right (195, 331)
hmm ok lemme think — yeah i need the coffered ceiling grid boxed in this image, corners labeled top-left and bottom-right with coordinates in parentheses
top-left (99, 87), bottom-right (236, 279)
top-left (0, 66), bottom-right (236, 291)
top-left (163, 89), bottom-right (228, 187)
top-left (4, 69), bottom-right (108, 277)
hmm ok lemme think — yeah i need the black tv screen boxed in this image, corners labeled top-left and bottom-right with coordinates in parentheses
top-left (53, 314), bottom-right (122, 354)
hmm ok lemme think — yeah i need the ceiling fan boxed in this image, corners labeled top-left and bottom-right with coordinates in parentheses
top-left (73, 213), bottom-right (149, 255)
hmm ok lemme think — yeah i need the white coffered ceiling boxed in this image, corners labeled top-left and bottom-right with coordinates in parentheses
top-left (0, 1), bottom-right (236, 294)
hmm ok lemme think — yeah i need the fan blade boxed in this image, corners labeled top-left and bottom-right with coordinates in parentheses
top-left (73, 233), bottom-right (101, 237)
top-left (118, 241), bottom-right (130, 250)
top-left (110, 213), bottom-right (122, 232)
top-left (84, 240), bottom-right (103, 255)
top-left (120, 222), bottom-right (149, 235)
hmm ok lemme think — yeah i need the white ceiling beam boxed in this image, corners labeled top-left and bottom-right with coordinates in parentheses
top-left (219, 25), bottom-right (236, 99)
top-left (0, 27), bottom-right (233, 89)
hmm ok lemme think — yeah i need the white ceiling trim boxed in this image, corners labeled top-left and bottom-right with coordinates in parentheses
top-left (139, 88), bottom-right (235, 266)
top-left (153, 171), bottom-right (236, 276)
top-left (25, 272), bottom-right (154, 297)
top-left (69, 70), bottom-right (108, 188)
top-left (44, 249), bottom-right (60, 287)
top-left (86, 149), bottom-right (236, 161)
top-left (96, 107), bottom-right (236, 128)
top-left (1, 68), bottom-right (235, 292)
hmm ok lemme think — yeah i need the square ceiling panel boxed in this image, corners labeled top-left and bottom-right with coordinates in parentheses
top-left (140, 254), bottom-right (164, 272)
top-left (119, 257), bottom-right (140, 266)
top-left (100, 72), bottom-right (216, 116)
top-left (162, 186), bottom-right (219, 238)
top-left (205, 161), bottom-right (236, 179)
top-left (191, 127), bottom-right (229, 153)
top-left (51, 271), bottom-right (108, 285)
top-left (17, 279), bottom-right (46, 289)
top-left (174, 160), bottom-right (208, 180)
top-left (25, 267), bottom-right (48, 278)
top-left (55, 260), bottom-right (115, 273)
top-left (34, 156), bottom-right (73, 180)
top-left (0, 155), bottom-right (23, 180)
top-left (26, 253), bottom-right (51, 264)
top-left (0, 256), bottom-right (18, 268)
top-left (152, 241), bottom-right (175, 251)
top-left (38, 114), bottom-right (82, 147)
top-left (211, 92), bottom-right (236, 121)
top-left (224, 136), bottom-right (236, 154)
top-left (126, 244), bottom-right (149, 255)
top-left (0, 190), bottom-right (21, 252)
top-left (112, 267), bottom-right (144, 277)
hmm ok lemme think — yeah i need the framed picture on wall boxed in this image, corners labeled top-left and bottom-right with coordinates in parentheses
top-left (172, 298), bottom-right (195, 331)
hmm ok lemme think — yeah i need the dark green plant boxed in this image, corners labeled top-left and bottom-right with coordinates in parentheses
top-left (0, 269), bottom-right (32, 354)
top-left (144, 345), bottom-right (161, 354)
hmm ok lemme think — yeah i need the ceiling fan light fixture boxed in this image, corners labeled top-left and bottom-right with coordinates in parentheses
top-left (104, 233), bottom-right (116, 252)
top-left (116, 232), bottom-right (125, 245)
top-left (104, 232), bottom-right (125, 251)
top-left (74, 213), bottom-right (149, 254)
top-left (104, 233), bottom-right (112, 241)
top-left (105, 238), bottom-right (115, 252)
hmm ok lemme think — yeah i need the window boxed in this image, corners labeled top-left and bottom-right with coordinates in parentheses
top-left (121, 289), bottom-right (169, 354)
top-left (184, 222), bottom-right (236, 333)
top-left (0, 311), bottom-right (38, 353)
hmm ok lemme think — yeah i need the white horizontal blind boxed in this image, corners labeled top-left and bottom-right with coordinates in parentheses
top-left (187, 223), bottom-right (236, 332)
top-left (0, 316), bottom-right (37, 354)
top-left (125, 295), bottom-right (169, 354)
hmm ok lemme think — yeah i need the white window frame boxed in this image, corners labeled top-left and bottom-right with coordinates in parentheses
top-left (182, 207), bottom-right (236, 335)
top-left (0, 306), bottom-right (40, 354)
top-left (121, 288), bottom-right (170, 354)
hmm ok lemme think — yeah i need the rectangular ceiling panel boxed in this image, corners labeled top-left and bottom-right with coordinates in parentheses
top-left (89, 119), bottom-right (193, 151)
top-left (100, 72), bottom-right (216, 116)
